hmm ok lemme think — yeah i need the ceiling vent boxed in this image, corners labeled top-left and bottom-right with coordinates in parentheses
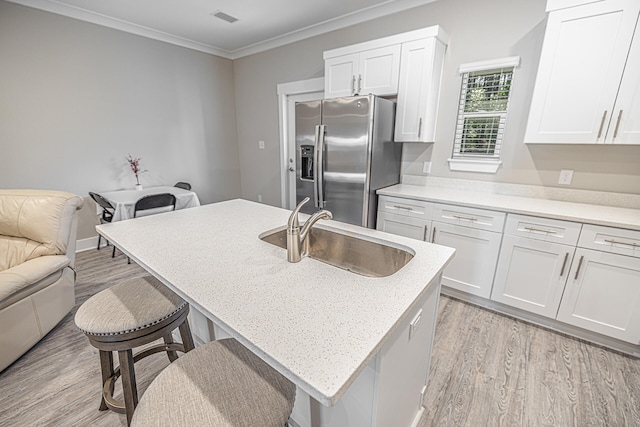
top-left (211, 10), bottom-right (239, 24)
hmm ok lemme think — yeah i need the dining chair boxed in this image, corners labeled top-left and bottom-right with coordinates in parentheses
top-left (133, 193), bottom-right (177, 218)
top-left (174, 182), bottom-right (191, 191)
top-left (89, 192), bottom-right (118, 258)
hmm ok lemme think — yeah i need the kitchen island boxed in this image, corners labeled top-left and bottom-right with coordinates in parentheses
top-left (96, 199), bottom-right (455, 426)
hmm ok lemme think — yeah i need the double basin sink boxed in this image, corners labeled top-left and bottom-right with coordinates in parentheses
top-left (259, 226), bottom-right (414, 278)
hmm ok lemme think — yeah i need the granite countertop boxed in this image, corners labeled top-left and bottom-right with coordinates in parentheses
top-left (378, 184), bottom-right (640, 231)
top-left (96, 199), bottom-right (455, 406)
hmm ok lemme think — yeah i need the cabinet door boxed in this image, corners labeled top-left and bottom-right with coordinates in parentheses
top-left (377, 211), bottom-right (431, 241)
top-left (394, 38), bottom-right (445, 142)
top-left (524, 0), bottom-right (640, 144)
top-left (358, 45), bottom-right (401, 97)
top-left (432, 221), bottom-right (502, 299)
top-left (325, 53), bottom-right (359, 98)
top-left (491, 236), bottom-right (575, 318)
top-left (606, 28), bottom-right (640, 144)
top-left (557, 248), bottom-right (640, 344)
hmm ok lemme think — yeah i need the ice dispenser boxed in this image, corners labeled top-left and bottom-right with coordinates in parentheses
top-left (300, 145), bottom-right (314, 181)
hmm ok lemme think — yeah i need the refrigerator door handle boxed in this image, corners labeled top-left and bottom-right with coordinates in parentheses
top-left (314, 124), bottom-right (326, 208)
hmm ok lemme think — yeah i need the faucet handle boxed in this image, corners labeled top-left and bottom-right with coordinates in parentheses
top-left (288, 197), bottom-right (310, 229)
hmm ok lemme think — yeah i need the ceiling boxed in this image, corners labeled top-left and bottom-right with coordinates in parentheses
top-left (8, 0), bottom-right (437, 59)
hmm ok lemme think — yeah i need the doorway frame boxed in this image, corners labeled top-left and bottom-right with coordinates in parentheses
top-left (277, 77), bottom-right (324, 209)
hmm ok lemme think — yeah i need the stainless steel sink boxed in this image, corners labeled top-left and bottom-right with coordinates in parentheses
top-left (259, 226), bottom-right (414, 278)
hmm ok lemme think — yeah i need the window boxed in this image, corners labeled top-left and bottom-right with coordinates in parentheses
top-left (449, 57), bottom-right (520, 173)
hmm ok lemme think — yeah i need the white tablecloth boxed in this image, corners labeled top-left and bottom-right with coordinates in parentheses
top-left (97, 186), bottom-right (201, 222)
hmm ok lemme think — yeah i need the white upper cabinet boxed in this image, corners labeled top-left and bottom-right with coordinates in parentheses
top-left (324, 27), bottom-right (448, 142)
top-left (525, 0), bottom-right (640, 144)
top-left (394, 38), bottom-right (446, 142)
top-left (324, 53), bottom-right (360, 98)
top-left (325, 45), bottom-right (401, 98)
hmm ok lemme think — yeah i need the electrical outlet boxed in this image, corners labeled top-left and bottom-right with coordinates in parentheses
top-left (558, 169), bottom-right (574, 185)
top-left (257, 194), bottom-right (262, 202)
top-left (258, 140), bottom-right (265, 149)
top-left (423, 161), bottom-right (432, 174)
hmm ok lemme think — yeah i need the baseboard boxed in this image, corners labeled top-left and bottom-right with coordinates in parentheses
top-left (76, 236), bottom-right (111, 253)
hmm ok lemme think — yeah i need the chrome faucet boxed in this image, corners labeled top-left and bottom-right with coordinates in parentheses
top-left (287, 197), bottom-right (332, 263)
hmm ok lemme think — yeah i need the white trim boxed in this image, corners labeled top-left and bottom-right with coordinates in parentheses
top-left (447, 158), bottom-right (502, 174)
top-left (546, 0), bottom-right (603, 12)
top-left (7, 0), bottom-right (439, 59)
top-left (5, 0), bottom-right (231, 57)
top-left (458, 56), bottom-right (521, 74)
top-left (277, 78), bottom-right (324, 209)
top-left (76, 236), bottom-right (100, 252)
top-left (323, 25), bottom-right (448, 59)
top-left (277, 78), bottom-right (324, 96)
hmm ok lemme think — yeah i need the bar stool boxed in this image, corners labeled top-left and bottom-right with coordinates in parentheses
top-left (75, 275), bottom-right (195, 426)
top-left (131, 338), bottom-right (296, 427)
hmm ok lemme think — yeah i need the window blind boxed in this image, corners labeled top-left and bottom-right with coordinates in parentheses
top-left (453, 67), bottom-right (514, 159)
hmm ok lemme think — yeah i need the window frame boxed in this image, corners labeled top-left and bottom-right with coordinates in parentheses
top-left (448, 56), bottom-right (520, 174)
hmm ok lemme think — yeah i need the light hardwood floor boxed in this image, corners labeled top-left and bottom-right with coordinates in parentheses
top-left (1, 248), bottom-right (639, 426)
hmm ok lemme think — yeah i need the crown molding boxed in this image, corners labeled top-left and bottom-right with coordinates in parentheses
top-left (228, 0), bottom-right (439, 59)
top-left (6, 0), bottom-right (233, 57)
top-left (7, 0), bottom-right (439, 60)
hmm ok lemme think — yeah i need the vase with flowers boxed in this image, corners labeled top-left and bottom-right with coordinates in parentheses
top-left (126, 154), bottom-right (147, 190)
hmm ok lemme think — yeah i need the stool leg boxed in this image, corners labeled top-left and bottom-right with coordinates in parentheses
top-left (118, 349), bottom-right (138, 426)
top-left (98, 350), bottom-right (114, 411)
top-left (163, 334), bottom-right (179, 362)
top-left (179, 319), bottom-right (196, 353)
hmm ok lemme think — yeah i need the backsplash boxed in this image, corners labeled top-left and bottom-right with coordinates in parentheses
top-left (401, 175), bottom-right (640, 210)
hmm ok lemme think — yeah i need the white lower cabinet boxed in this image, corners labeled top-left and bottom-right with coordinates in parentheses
top-left (376, 195), bottom-right (432, 241)
top-left (491, 236), bottom-right (576, 318)
top-left (376, 195), bottom-right (640, 352)
top-left (432, 221), bottom-right (502, 299)
top-left (490, 214), bottom-right (582, 318)
top-left (557, 228), bottom-right (640, 344)
top-left (377, 211), bottom-right (431, 241)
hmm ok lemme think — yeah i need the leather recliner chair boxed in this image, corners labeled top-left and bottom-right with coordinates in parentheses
top-left (0, 189), bottom-right (84, 372)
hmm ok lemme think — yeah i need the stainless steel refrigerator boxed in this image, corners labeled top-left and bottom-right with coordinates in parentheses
top-left (295, 95), bottom-right (401, 228)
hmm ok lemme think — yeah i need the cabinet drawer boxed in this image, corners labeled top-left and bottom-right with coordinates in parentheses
top-left (432, 203), bottom-right (505, 232)
top-left (378, 195), bottom-right (433, 220)
top-left (578, 225), bottom-right (640, 258)
top-left (376, 211), bottom-right (431, 241)
top-left (504, 214), bottom-right (581, 245)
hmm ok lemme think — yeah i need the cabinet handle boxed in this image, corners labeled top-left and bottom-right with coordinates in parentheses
top-left (351, 76), bottom-right (356, 95)
top-left (357, 74), bottom-right (362, 94)
top-left (524, 226), bottom-right (557, 234)
top-left (613, 110), bottom-right (623, 139)
top-left (559, 252), bottom-right (569, 277)
top-left (574, 255), bottom-right (584, 280)
top-left (423, 226), bottom-right (428, 241)
top-left (597, 110), bottom-right (607, 139)
top-left (418, 117), bottom-right (423, 139)
top-left (431, 227), bottom-right (436, 243)
top-left (604, 238), bottom-right (639, 249)
top-left (394, 205), bottom-right (413, 211)
top-left (453, 214), bottom-right (478, 222)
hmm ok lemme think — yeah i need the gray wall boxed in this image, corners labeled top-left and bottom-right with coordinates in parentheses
top-left (233, 0), bottom-right (640, 206)
top-left (0, 1), bottom-right (242, 239)
top-left (3, 0), bottom-right (639, 242)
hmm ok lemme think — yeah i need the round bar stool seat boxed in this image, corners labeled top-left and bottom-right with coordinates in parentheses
top-left (131, 338), bottom-right (296, 427)
top-left (75, 275), bottom-right (195, 426)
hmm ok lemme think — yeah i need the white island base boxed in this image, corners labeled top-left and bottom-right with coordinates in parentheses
top-left (205, 273), bottom-right (442, 427)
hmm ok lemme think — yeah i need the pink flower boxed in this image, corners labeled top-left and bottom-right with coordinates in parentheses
top-left (126, 154), bottom-right (147, 185)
